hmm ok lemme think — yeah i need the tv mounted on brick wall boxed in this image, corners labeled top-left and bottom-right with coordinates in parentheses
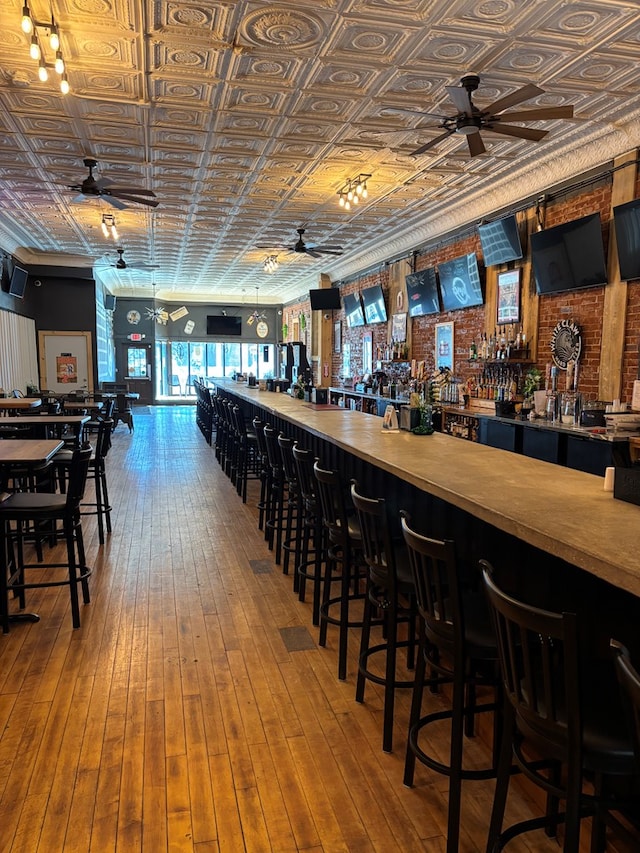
top-left (478, 214), bottom-right (523, 267)
top-left (361, 284), bottom-right (387, 324)
top-left (309, 287), bottom-right (342, 310)
top-left (438, 253), bottom-right (484, 312)
top-left (406, 267), bottom-right (440, 316)
top-left (613, 198), bottom-right (640, 281)
top-left (343, 292), bottom-right (365, 328)
top-left (531, 212), bottom-right (607, 294)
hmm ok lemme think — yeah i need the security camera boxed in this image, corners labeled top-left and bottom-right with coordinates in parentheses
top-left (33, 279), bottom-right (42, 287)
top-left (324, 313), bottom-right (331, 321)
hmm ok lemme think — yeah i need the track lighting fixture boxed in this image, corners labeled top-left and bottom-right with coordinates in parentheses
top-left (337, 173), bottom-right (371, 211)
top-left (263, 254), bottom-right (278, 273)
top-left (20, 6), bottom-right (70, 93)
top-left (101, 214), bottom-right (118, 241)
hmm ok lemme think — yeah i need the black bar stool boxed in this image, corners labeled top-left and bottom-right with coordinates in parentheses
top-left (400, 512), bottom-right (501, 853)
top-left (350, 480), bottom-right (416, 753)
top-left (292, 444), bottom-right (324, 622)
top-left (313, 460), bottom-right (366, 681)
top-left (481, 562), bottom-right (637, 853)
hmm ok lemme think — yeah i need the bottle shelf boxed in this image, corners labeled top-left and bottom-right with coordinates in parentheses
top-left (468, 358), bottom-right (532, 365)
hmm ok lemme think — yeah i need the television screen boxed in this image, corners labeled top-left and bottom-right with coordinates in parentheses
top-left (438, 253), bottom-right (483, 312)
top-left (531, 212), bottom-right (607, 295)
top-left (405, 267), bottom-right (440, 316)
top-left (478, 214), bottom-right (523, 266)
top-left (342, 292), bottom-right (365, 327)
top-left (9, 264), bottom-right (28, 298)
top-left (309, 287), bottom-right (341, 310)
top-left (206, 315), bottom-right (242, 336)
top-left (361, 284), bottom-right (387, 324)
top-left (613, 198), bottom-right (640, 280)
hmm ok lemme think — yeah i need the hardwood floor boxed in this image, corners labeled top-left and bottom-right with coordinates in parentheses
top-left (0, 406), bottom-right (631, 852)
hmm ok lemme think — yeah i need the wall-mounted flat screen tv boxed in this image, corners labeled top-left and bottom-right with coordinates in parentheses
top-left (343, 292), bottom-right (365, 328)
top-left (309, 287), bottom-right (342, 310)
top-left (405, 267), bottom-right (440, 316)
top-left (531, 212), bottom-right (607, 295)
top-left (361, 284), bottom-right (387, 324)
top-left (613, 198), bottom-right (640, 280)
top-left (8, 264), bottom-right (28, 298)
top-left (438, 253), bottom-right (484, 312)
top-left (478, 214), bottom-right (523, 267)
top-left (206, 315), bottom-right (242, 336)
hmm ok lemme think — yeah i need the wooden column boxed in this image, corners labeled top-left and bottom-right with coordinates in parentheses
top-left (312, 273), bottom-right (334, 387)
top-left (599, 150), bottom-right (638, 401)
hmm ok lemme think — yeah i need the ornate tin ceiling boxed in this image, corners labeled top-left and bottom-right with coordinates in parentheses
top-left (1, 0), bottom-right (639, 305)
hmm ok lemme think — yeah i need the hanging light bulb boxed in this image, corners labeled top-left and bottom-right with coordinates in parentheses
top-left (29, 34), bottom-right (40, 60)
top-left (339, 194), bottom-right (345, 208)
top-left (21, 4), bottom-right (33, 33)
top-left (347, 187), bottom-right (353, 201)
top-left (60, 73), bottom-right (70, 94)
top-left (361, 182), bottom-right (368, 199)
top-left (49, 23), bottom-right (59, 51)
top-left (54, 50), bottom-right (64, 74)
top-left (353, 194), bottom-right (359, 205)
top-left (38, 61), bottom-right (48, 82)
top-left (111, 223), bottom-right (118, 240)
top-left (344, 199), bottom-right (351, 211)
top-left (101, 219), bottom-right (109, 238)
top-left (356, 181), bottom-right (364, 196)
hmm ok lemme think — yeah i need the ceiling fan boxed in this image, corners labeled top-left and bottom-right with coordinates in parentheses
top-left (68, 158), bottom-right (159, 209)
top-left (383, 74), bottom-right (574, 158)
top-left (98, 248), bottom-right (159, 271)
top-left (257, 228), bottom-right (343, 259)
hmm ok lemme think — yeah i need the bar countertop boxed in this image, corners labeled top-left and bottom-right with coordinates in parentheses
top-left (218, 381), bottom-right (640, 600)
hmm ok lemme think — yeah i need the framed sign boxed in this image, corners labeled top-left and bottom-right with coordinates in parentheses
top-left (38, 330), bottom-right (94, 394)
top-left (391, 312), bottom-right (407, 342)
top-left (496, 269), bottom-right (521, 324)
top-left (435, 321), bottom-right (454, 371)
top-left (334, 321), bottom-right (341, 353)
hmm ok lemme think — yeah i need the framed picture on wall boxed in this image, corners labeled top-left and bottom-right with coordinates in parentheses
top-left (435, 321), bottom-right (454, 371)
top-left (391, 312), bottom-right (407, 342)
top-left (496, 269), bottom-right (521, 324)
top-left (334, 321), bottom-right (341, 353)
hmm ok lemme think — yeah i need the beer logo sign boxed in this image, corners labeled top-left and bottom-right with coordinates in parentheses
top-left (550, 319), bottom-right (581, 369)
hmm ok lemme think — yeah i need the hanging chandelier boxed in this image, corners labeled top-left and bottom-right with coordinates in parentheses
top-left (20, 3), bottom-right (70, 93)
top-left (145, 284), bottom-right (168, 324)
top-left (246, 286), bottom-right (267, 325)
top-left (263, 254), bottom-right (278, 273)
top-left (337, 173), bottom-right (371, 211)
top-left (101, 214), bottom-right (118, 241)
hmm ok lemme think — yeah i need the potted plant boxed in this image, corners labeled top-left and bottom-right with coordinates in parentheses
top-left (523, 367), bottom-right (543, 405)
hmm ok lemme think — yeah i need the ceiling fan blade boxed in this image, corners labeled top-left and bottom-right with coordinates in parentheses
top-left (316, 250), bottom-right (344, 256)
top-left (314, 245), bottom-right (343, 251)
top-left (467, 133), bottom-right (486, 157)
top-left (380, 106), bottom-right (452, 120)
top-left (486, 124), bottom-right (549, 141)
top-left (446, 86), bottom-right (473, 116)
top-left (107, 191), bottom-right (159, 208)
top-left (94, 177), bottom-right (112, 190)
top-left (493, 105), bottom-right (575, 122)
top-left (410, 129), bottom-right (454, 157)
top-left (102, 195), bottom-right (128, 210)
top-left (483, 84), bottom-right (544, 116)
top-left (106, 187), bottom-right (156, 197)
top-left (306, 249), bottom-right (322, 258)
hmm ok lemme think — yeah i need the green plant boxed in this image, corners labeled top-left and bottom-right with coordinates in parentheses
top-left (282, 322), bottom-right (288, 340)
top-left (523, 368), bottom-right (543, 399)
top-left (299, 313), bottom-right (306, 332)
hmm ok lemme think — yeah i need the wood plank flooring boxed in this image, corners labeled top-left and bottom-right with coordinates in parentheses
top-left (0, 406), bottom-right (632, 852)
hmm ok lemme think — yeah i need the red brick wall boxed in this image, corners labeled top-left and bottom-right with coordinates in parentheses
top-left (286, 176), bottom-right (640, 401)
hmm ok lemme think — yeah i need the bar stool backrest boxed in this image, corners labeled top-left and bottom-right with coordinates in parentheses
top-left (611, 639), bottom-right (640, 766)
top-left (400, 511), bottom-right (461, 655)
top-left (66, 446), bottom-right (92, 508)
top-left (313, 461), bottom-right (353, 547)
top-left (292, 444), bottom-right (316, 511)
top-left (350, 480), bottom-right (398, 596)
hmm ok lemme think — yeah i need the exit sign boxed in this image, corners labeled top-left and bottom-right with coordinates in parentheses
top-left (128, 333), bottom-right (143, 341)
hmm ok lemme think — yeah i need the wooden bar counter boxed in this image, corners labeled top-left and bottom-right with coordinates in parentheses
top-left (216, 381), bottom-right (640, 606)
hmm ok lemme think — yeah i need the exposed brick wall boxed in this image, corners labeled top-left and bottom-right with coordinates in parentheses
top-left (287, 173), bottom-right (640, 402)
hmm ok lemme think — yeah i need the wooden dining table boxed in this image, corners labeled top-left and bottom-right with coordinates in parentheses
top-left (0, 438), bottom-right (66, 625)
top-left (0, 397), bottom-right (42, 415)
top-left (0, 415), bottom-right (90, 444)
top-left (0, 438), bottom-right (64, 465)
